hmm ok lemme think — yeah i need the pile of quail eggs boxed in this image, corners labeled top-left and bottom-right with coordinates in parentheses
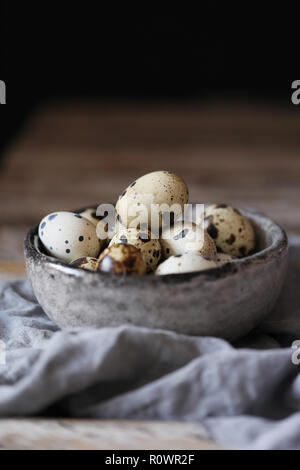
top-left (38, 171), bottom-right (256, 276)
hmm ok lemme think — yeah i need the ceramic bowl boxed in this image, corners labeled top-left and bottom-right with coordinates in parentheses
top-left (24, 206), bottom-right (288, 341)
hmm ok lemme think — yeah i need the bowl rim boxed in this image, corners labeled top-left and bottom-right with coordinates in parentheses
top-left (24, 206), bottom-right (288, 284)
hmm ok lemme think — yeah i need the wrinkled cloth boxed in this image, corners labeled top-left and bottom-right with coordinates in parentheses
top-left (0, 237), bottom-right (300, 450)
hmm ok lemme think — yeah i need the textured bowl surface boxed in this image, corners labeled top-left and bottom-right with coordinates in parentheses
top-left (24, 206), bottom-right (288, 341)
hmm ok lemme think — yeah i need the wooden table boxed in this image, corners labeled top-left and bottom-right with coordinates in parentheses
top-left (0, 101), bottom-right (299, 449)
top-left (0, 419), bottom-right (219, 450)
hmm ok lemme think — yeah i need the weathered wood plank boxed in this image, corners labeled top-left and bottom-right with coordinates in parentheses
top-left (0, 419), bottom-right (221, 450)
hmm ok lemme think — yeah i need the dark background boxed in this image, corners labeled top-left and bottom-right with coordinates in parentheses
top-left (0, 3), bottom-right (299, 157)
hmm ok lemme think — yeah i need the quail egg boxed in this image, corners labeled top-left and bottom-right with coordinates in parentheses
top-left (155, 252), bottom-right (217, 275)
top-left (109, 227), bottom-right (161, 272)
top-left (71, 256), bottom-right (100, 272)
top-left (204, 204), bottom-right (256, 257)
top-left (160, 221), bottom-right (217, 259)
top-left (77, 208), bottom-right (101, 226)
top-left (98, 243), bottom-right (147, 275)
top-left (38, 211), bottom-right (101, 262)
top-left (115, 171), bottom-right (189, 233)
top-left (78, 207), bottom-right (114, 243)
top-left (216, 253), bottom-right (237, 264)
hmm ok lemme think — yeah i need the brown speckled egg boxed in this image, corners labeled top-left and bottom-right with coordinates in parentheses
top-left (155, 252), bottom-right (217, 275)
top-left (109, 227), bottom-right (161, 272)
top-left (204, 204), bottom-right (256, 258)
top-left (115, 171), bottom-right (189, 233)
top-left (70, 256), bottom-right (100, 271)
top-left (98, 243), bottom-right (147, 275)
top-left (216, 253), bottom-right (237, 264)
top-left (160, 221), bottom-right (217, 259)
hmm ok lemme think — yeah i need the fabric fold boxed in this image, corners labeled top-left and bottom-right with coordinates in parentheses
top-left (0, 238), bottom-right (300, 449)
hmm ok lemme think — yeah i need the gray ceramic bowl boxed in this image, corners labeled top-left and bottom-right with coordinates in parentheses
top-left (24, 206), bottom-right (288, 341)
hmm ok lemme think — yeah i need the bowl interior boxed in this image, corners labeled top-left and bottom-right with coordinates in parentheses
top-left (26, 204), bottom-right (287, 283)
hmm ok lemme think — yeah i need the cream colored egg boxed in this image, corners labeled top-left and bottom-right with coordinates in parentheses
top-left (77, 208), bottom-right (100, 226)
top-left (155, 252), bottom-right (217, 275)
top-left (109, 227), bottom-right (161, 272)
top-left (216, 253), bottom-right (237, 264)
top-left (38, 211), bottom-right (101, 262)
top-left (78, 207), bottom-right (114, 243)
top-left (160, 221), bottom-right (217, 259)
top-left (70, 256), bottom-right (100, 271)
top-left (115, 171), bottom-right (189, 233)
top-left (204, 204), bottom-right (256, 257)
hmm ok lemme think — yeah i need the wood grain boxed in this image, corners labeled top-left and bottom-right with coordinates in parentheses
top-left (0, 260), bottom-right (26, 280)
top-left (0, 419), bottom-right (221, 450)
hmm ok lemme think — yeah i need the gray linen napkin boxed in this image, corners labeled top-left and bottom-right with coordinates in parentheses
top-left (0, 237), bottom-right (300, 450)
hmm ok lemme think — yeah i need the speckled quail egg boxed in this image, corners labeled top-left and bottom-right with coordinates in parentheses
top-left (98, 243), bottom-right (147, 275)
top-left (38, 211), bottom-right (102, 262)
top-left (109, 227), bottom-right (161, 272)
top-left (204, 204), bottom-right (256, 258)
top-left (155, 252), bottom-right (217, 275)
top-left (115, 171), bottom-right (189, 233)
top-left (160, 221), bottom-right (217, 260)
top-left (77, 207), bottom-right (114, 243)
top-left (216, 253), bottom-right (237, 264)
top-left (70, 256), bottom-right (100, 272)
top-left (77, 208), bottom-right (101, 226)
